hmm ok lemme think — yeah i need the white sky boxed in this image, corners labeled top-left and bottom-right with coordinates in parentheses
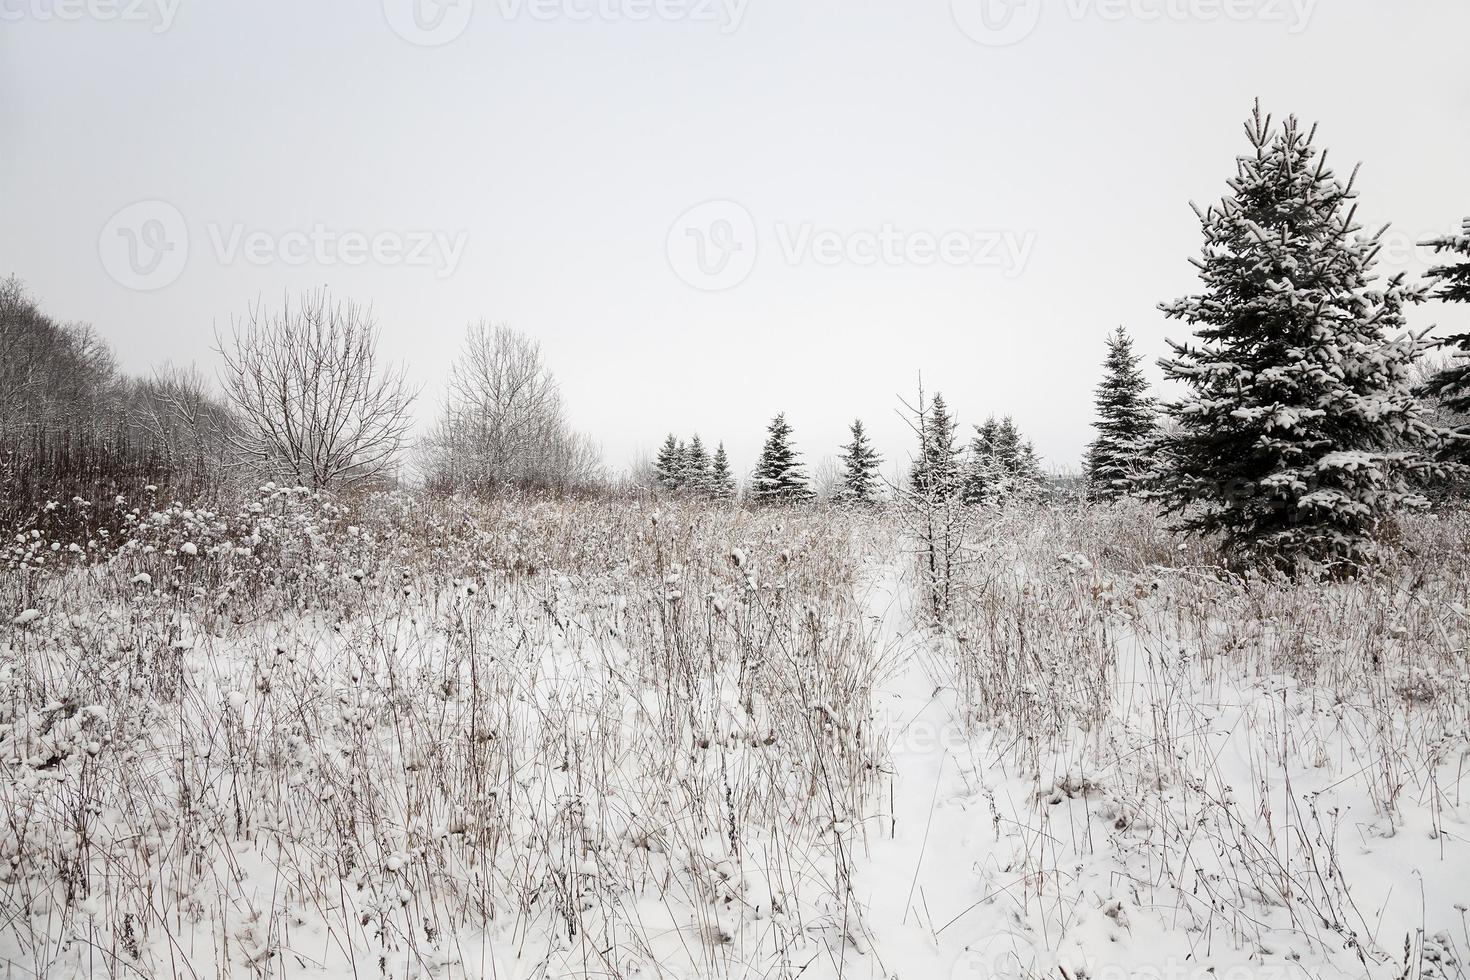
top-left (3, 0), bottom-right (1467, 479)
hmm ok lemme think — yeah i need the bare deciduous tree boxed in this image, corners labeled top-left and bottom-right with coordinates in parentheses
top-left (0, 277), bottom-right (118, 443)
top-left (217, 292), bottom-right (417, 490)
top-left (425, 321), bottom-right (602, 493)
top-left (131, 364), bottom-right (236, 482)
top-left (809, 454), bottom-right (842, 502)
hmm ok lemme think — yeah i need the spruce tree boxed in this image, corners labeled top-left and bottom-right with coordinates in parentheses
top-left (751, 413), bottom-right (811, 503)
top-left (684, 434), bottom-right (712, 493)
top-left (993, 418), bottom-right (1021, 474)
top-left (910, 392), bottom-right (959, 497)
top-left (963, 418), bottom-right (1000, 504)
top-left (1154, 102), bottom-right (1437, 567)
top-left (1423, 220), bottom-right (1470, 306)
top-left (1418, 221), bottom-right (1470, 459)
top-left (654, 434), bottom-right (684, 491)
top-left (965, 416), bottom-right (1044, 503)
top-left (709, 443), bottom-right (737, 500)
top-left (994, 417), bottom-right (1044, 500)
top-left (836, 419), bottom-right (883, 504)
top-left (1085, 327), bottom-right (1158, 499)
top-left (1013, 430), bottom-right (1046, 499)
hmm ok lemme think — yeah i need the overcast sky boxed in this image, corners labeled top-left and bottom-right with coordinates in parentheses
top-left (3, 0), bottom-right (1467, 479)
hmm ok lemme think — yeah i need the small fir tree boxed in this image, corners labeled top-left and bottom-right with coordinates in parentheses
top-left (684, 434), bottom-right (712, 493)
top-left (836, 419), bottom-right (883, 504)
top-left (1012, 431), bottom-right (1046, 499)
top-left (965, 416), bottom-right (1044, 503)
top-left (1085, 326), bottom-right (1158, 499)
top-left (709, 443), bottom-right (737, 500)
top-left (654, 434), bottom-right (685, 491)
top-left (963, 418), bottom-right (1001, 504)
top-left (909, 392), bottom-right (959, 497)
top-left (751, 413), bottom-right (811, 503)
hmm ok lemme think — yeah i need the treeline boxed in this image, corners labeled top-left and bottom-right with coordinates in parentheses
top-left (0, 286), bottom-right (607, 534)
top-left (5, 101), bottom-right (1469, 573)
top-left (646, 404), bottom-right (1053, 509)
top-left (0, 278), bottom-right (230, 529)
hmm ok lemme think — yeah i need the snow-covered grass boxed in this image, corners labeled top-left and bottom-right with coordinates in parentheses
top-left (1, 491), bottom-right (1467, 978)
top-left (922, 503), bottom-right (1470, 979)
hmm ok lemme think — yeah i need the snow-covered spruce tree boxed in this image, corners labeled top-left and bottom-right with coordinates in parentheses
top-left (1422, 220), bottom-right (1470, 307)
top-left (836, 419), bottom-right (883, 504)
top-left (1012, 429), bottom-right (1046, 499)
top-left (962, 418), bottom-right (1000, 504)
top-left (909, 392), bottom-right (959, 497)
top-left (684, 434), bottom-right (712, 494)
top-left (709, 442), bottom-right (737, 500)
top-left (654, 434), bottom-right (686, 492)
top-left (751, 413), bottom-right (811, 503)
top-left (1154, 102), bottom-right (1438, 567)
top-left (964, 416), bottom-right (1044, 504)
top-left (998, 418), bottom-right (1045, 500)
top-left (1417, 221), bottom-right (1470, 460)
top-left (1085, 326), bottom-right (1157, 499)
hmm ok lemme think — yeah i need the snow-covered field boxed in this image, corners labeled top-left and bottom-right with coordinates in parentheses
top-left (2, 491), bottom-right (1467, 979)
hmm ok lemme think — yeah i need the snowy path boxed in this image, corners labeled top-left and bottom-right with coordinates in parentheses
top-left (838, 563), bottom-right (1037, 980)
top-left (842, 558), bottom-right (1470, 980)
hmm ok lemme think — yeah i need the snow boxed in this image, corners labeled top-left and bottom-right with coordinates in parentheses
top-left (1, 500), bottom-right (1464, 979)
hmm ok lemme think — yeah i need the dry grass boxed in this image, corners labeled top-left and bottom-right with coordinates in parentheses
top-left (1, 490), bottom-right (889, 978)
top-left (930, 501), bottom-right (1470, 978)
top-left (3, 491), bottom-right (1467, 978)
